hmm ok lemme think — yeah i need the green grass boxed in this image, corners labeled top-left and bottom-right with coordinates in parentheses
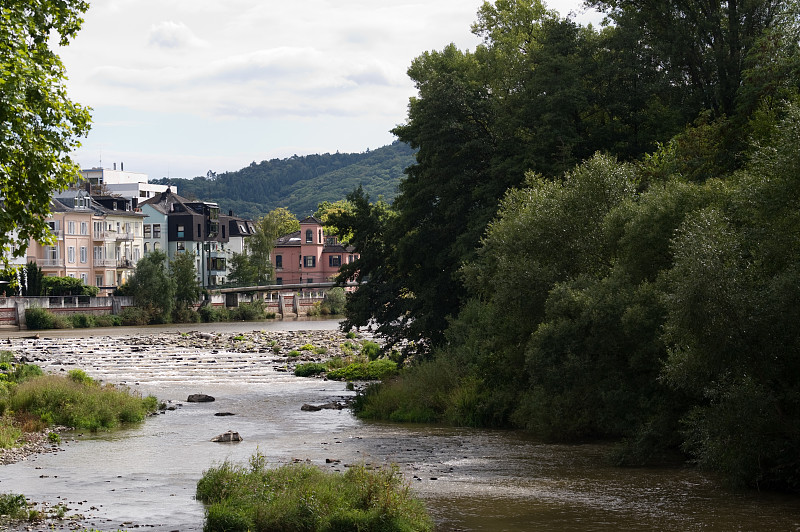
top-left (197, 452), bottom-right (433, 532)
top-left (327, 359), bottom-right (398, 381)
top-left (294, 363), bottom-right (327, 377)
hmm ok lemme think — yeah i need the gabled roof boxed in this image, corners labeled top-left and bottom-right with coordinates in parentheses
top-left (139, 188), bottom-right (200, 216)
top-left (299, 216), bottom-right (323, 225)
top-left (275, 230), bottom-right (302, 246)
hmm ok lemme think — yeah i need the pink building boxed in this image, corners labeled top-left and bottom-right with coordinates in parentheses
top-left (271, 217), bottom-right (358, 286)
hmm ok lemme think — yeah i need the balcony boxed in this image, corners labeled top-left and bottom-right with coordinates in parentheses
top-left (117, 258), bottom-right (135, 269)
top-left (49, 230), bottom-right (64, 240)
top-left (93, 258), bottom-right (117, 267)
top-left (116, 232), bottom-right (135, 241)
top-left (38, 258), bottom-right (64, 268)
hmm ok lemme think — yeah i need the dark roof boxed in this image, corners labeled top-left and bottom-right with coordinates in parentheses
top-left (275, 230), bottom-right (302, 246)
top-left (299, 216), bottom-right (322, 225)
top-left (139, 188), bottom-right (201, 216)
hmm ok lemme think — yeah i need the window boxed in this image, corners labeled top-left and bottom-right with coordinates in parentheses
top-left (133, 247), bottom-right (140, 261)
top-left (144, 224), bottom-right (151, 238)
top-left (125, 222), bottom-right (131, 233)
top-left (177, 242), bottom-right (185, 252)
top-left (94, 221), bottom-right (103, 236)
top-left (306, 278), bottom-right (314, 284)
top-left (80, 246), bottom-right (87, 263)
top-left (140, 191), bottom-right (147, 198)
top-left (275, 255), bottom-right (283, 268)
top-left (80, 273), bottom-right (88, 284)
top-left (348, 254), bottom-right (354, 263)
top-left (329, 255), bottom-right (341, 267)
top-left (152, 224), bottom-right (161, 238)
top-left (177, 225), bottom-right (185, 238)
top-left (198, 223), bottom-right (203, 238)
top-left (305, 229), bottom-right (313, 243)
top-left (46, 246), bottom-right (58, 261)
top-left (95, 275), bottom-right (103, 287)
top-left (318, 229), bottom-right (322, 243)
top-left (144, 242), bottom-right (149, 253)
top-left (304, 256), bottom-right (316, 268)
top-left (68, 246), bottom-right (75, 263)
top-left (276, 277), bottom-right (282, 285)
top-left (222, 225), bottom-right (225, 238)
top-left (67, 221), bottom-right (75, 234)
top-left (94, 246), bottom-right (103, 261)
top-left (80, 222), bottom-right (88, 235)
top-left (154, 242), bottom-right (161, 250)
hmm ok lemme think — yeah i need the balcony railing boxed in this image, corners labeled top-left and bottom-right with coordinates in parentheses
top-left (116, 232), bottom-right (135, 241)
top-left (117, 258), bottom-right (135, 269)
top-left (93, 258), bottom-right (116, 267)
top-left (38, 258), bottom-right (64, 267)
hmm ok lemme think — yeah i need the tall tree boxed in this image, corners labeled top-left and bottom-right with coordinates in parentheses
top-left (171, 251), bottom-right (202, 307)
top-left (0, 0), bottom-right (92, 263)
top-left (125, 250), bottom-right (176, 320)
top-left (246, 208), bottom-right (299, 285)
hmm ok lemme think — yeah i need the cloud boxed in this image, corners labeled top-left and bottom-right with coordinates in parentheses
top-left (148, 21), bottom-right (207, 49)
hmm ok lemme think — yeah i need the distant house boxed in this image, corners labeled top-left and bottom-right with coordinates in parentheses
top-left (24, 190), bottom-right (146, 292)
top-left (80, 165), bottom-right (174, 202)
top-left (270, 216), bottom-right (357, 286)
top-left (139, 189), bottom-right (254, 287)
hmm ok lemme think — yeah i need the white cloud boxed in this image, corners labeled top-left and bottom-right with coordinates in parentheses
top-left (148, 21), bottom-right (207, 49)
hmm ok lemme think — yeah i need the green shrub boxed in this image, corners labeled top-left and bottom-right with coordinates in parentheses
top-left (360, 340), bottom-right (381, 361)
top-left (345, 330), bottom-right (357, 339)
top-left (69, 313), bottom-right (96, 328)
top-left (197, 453), bottom-right (433, 532)
top-left (0, 422), bottom-right (22, 449)
top-left (294, 363), bottom-right (327, 377)
top-left (299, 343), bottom-right (315, 351)
top-left (0, 492), bottom-right (28, 519)
top-left (67, 369), bottom-right (94, 386)
top-left (287, 350), bottom-right (301, 358)
top-left (173, 306), bottom-right (200, 323)
top-left (14, 364), bottom-right (43, 383)
top-left (327, 359), bottom-right (398, 381)
top-left (119, 306), bottom-right (150, 326)
top-left (199, 305), bottom-right (229, 322)
top-left (232, 301), bottom-right (265, 321)
top-left (322, 287), bottom-right (347, 315)
top-left (94, 314), bottom-right (121, 327)
top-left (24, 307), bottom-right (54, 330)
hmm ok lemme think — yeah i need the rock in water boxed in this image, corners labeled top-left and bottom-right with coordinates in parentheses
top-left (211, 430), bottom-right (242, 442)
top-left (187, 394), bottom-right (215, 402)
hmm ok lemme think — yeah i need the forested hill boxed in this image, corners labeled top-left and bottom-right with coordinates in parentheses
top-left (151, 141), bottom-right (415, 220)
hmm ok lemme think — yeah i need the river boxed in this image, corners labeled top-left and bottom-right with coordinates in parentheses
top-left (1, 319), bottom-right (798, 531)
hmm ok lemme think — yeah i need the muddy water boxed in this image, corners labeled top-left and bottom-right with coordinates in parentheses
top-left (1, 320), bottom-right (799, 531)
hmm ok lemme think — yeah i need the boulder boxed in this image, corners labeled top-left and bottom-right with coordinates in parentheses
top-left (211, 430), bottom-right (242, 442)
top-left (214, 412), bottom-right (235, 416)
top-left (187, 394), bottom-right (215, 403)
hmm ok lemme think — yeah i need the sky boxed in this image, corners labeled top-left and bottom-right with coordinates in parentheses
top-left (61, 0), bottom-right (603, 180)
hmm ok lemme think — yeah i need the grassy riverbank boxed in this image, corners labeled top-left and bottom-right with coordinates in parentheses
top-left (0, 352), bottom-right (159, 447)
top-left (197, 452), bottom-right (433, 532)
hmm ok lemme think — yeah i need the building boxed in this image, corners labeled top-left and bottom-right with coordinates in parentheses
top-left (80, 165), bottom-right (174, 202)
top-left (139, 189), bottom-right (252, 287)
top-left (24, 190), bottom-right (145, 292)
top-left (271, 216), bottom-right (358, 286)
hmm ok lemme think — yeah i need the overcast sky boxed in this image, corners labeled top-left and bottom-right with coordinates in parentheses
top-left (61, 0), bottom-right (602, 180)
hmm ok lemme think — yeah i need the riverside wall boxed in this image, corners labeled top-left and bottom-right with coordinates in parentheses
top-left (0, 290), bottom-right (329, 329)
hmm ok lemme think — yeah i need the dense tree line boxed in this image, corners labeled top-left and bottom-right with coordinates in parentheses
top-left (152, 142), bottom-right (414, 219)
top-left (333, 0), bottom-right (800, 490)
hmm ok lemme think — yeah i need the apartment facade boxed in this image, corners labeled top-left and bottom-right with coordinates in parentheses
top-left (271, 216), bottom-right (358, 286)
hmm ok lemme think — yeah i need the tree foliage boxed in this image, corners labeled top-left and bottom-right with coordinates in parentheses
top-left (171, 250), bottom-right (201, 306)
top-left (124, 250), bottom-right (176, 321)
top-left (347, 0), bottom-right (800, 490)
top-left (243, 208), bottom-right (299, 285)
top-left (0, 0), bottom-right (92, 262)
top-left (153, 142), bottom-right (414, 220)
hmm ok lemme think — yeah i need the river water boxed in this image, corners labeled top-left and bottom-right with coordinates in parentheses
top-left (1, 319), bottom-right (799, 531)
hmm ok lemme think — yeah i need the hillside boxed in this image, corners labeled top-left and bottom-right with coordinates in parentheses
top-left (152, 141), bottom-right (415, 220)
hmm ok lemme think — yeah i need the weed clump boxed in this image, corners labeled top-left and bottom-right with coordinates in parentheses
top-left (197, 452), bottom-right (432, 532)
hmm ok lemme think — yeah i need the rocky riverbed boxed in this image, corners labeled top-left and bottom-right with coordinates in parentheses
top-left (1, 328), bottom-right (378, 466)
